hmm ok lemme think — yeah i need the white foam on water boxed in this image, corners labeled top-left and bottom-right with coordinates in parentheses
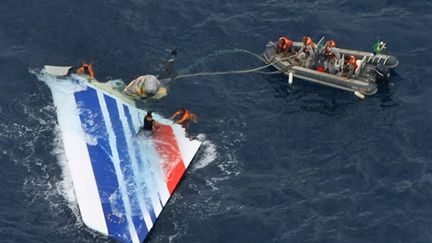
top-left (192, 134), bottom-right (218, 170)
top-left (217, 153), bottom-right (242, 177)
top-left (17, 108), bottom-right (86, 235)
top-left (197, 127), bottom-right (245, 191)
top-left (50, 125), bottom-right (82, 225)
top-left (32, 69), bottom-right (88, 95)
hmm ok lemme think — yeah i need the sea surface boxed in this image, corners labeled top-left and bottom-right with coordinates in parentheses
top-left (1, 0), bottom-right (432, 242)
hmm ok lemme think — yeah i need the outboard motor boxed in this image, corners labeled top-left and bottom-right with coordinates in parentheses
top-left (375, 65), bottom-right (390, 82)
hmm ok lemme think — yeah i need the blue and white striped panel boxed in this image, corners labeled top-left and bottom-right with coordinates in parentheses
top-left (46, 75), bottom-right (201, 243)
top-left (73, 84), bottom-right (162, 242)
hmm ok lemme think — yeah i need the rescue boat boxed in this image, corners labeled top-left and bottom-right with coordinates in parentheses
top-left (263, 40), bottom-right (399, 98)
top-left (39, 66), bottom-right (202, 242)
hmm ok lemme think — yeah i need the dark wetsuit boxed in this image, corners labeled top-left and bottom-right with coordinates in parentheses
top-left (143, 116), bottom-right (154, 131)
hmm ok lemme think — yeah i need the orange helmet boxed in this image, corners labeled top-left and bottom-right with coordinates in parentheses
top-left (326, 40), bottom-right (336, 49)
top-left (349, 55), bottom-right (357, 65)
top-left (303, 36), bottom-right (313, 45)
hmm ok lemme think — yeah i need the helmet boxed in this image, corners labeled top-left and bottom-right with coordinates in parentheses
top-left (303, 36), bottom-right (313, 45)
top-left (278, 36), bottom-right (288, 46)
top-left (326, 40), bottom-right (336, 48)
top-left (279, 36), bottom-right (288, 42)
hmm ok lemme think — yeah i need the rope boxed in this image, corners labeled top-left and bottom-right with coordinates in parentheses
top-left (178, 48), bottom-right (267, 74)
top-left (162, 53), bottom-right (297, 83)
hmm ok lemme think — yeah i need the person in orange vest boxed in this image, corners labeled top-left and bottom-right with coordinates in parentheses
top-left (345, 55), bottom-right (358, 78)
top-left (302, 36), bottom-right (315, 54)
top-left (76, 63), bottom-right (95, 78)
top-left (276, 36), bottom-right (294, 55)
top-left (170, 108), bottom-right (197, 128)
top-left (323, 40), bottom-right (336, 58)
top-left (303, 36), bottom-right (315, 51)
top-left (298, 36), bottom-right (316, 68)
top-left (323, 40), bottom-right (338, 74)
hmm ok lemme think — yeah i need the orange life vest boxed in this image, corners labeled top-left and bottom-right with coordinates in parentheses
top-left (278, 37), bottom-right (293, 51)
top-left (76, 63), bottom-right (95, 78)
top-left (172, 109), bottom-right (196, 124)
top-left (324, 40), bottom-right (336, 58)
top-left (179, 110), bottom-right (192, 123)
top-left (302, 36), bottom-right (315, 52)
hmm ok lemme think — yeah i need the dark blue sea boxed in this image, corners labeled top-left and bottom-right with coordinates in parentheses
top-left (1, 0), bottom-right (432, 242)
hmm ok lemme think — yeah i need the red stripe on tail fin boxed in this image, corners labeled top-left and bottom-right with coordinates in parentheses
top-left (153, 124), bottom-right (186, 194)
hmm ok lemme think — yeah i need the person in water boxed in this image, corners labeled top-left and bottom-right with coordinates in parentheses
top-left (170, 108), bottom-right (197, 128)
top-left (143, 111), bottom-right (157, 131)
top-left (76, 63), bottom-right (95, 79)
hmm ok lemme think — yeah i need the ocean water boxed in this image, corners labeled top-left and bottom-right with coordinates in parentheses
top-left (1, 0), bottom-right (432, 242)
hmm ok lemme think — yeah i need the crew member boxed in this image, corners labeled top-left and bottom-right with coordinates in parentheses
top-left (345, 55), bottom-right (358, 78)
top-left (323, 40), bottom-right (338, 74)
top-left (302, 36), bottom-right (315, 54)
top-left (170, 108), bottom-right (197, 127)
top-left (299, 36), bottom-right (316, 68)
top-left (323, 40), bottom-right (336, 58)
top-left (76, 63), bottom-right (95, 78)
top-left (373, 40), bottom-right (386, 55)
top-left (276, 36), bottom-right (293, 55)
top-left (143, 111), bottom-right (157, 131)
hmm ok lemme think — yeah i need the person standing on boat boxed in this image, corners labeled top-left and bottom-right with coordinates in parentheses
top-left (276, 36), bottom-right (293, 55)
top-left (373, 40), bottom-right (387, 55)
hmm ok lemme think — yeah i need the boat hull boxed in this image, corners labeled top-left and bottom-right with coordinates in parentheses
top-left (263, 42), bottom-right (381, 95)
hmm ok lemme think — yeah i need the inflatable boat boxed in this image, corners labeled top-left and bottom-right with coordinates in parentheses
top-left (39, 66), bottom-right (202, 243)
top-left (263, 40), bottom-right (399, 98)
